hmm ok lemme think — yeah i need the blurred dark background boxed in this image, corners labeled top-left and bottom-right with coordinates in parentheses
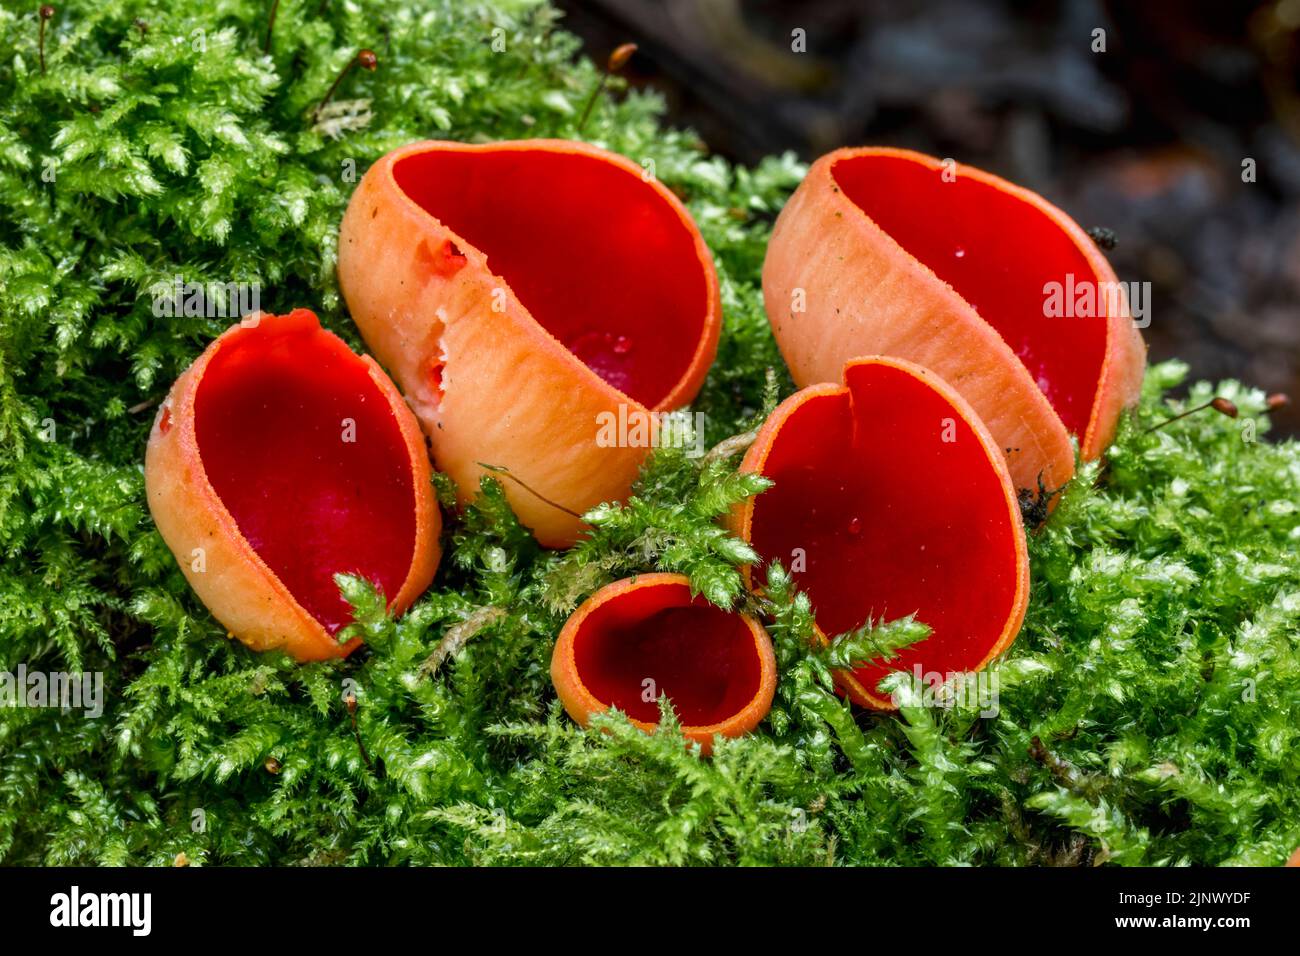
top-left (557, 0), bottom-right (1300, 437)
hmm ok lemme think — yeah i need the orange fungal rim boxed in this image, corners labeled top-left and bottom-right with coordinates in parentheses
top-left (552, 572), bottom-right (777, 744)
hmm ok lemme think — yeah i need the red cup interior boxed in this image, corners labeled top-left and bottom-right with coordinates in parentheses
top-left (194, 314), bottom-right (416, 633)
top-left (573, 580), bottom-right (763, 726)
top-left (747, 361), bottom-right (1022, 695)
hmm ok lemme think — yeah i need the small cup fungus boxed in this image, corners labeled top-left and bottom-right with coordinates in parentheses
top-left (550, 573), bottom-right (777, 754)
top-left (144, 310), bottom-right (441, 661)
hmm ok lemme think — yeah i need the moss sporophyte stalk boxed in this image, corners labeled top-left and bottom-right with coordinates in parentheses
top-left (1, 0), bottom-right (1297, 866)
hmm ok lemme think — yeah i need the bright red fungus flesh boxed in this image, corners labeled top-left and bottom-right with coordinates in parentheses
top-left (830, 154), bottom-right (1107, 438)
top-left (392, 147), bottom-right (708, 408)
top-left (739, 358), bottom-right (1029, 706)
top-left (194, 312), bottom-right (417, 633)
top-left (573, 581), bottom-right (762, 726)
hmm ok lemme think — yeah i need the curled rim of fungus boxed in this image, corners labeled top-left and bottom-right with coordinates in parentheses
top-left (144, 310), bottom-right (441, 661)
top-left (338, 139), bottom-right (721, 547)
top-left (762, 146), bottom-right (1146, 498)
top-left (732, 356), bottom-right (1030, 709)
top-left (550, 573), bottom-right (777, 755)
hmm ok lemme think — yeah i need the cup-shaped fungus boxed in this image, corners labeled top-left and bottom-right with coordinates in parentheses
top-left (338, 139), bottom-right (721, 548)
top-left (144, 310), bottom-right (441, 661)
top-left (550, 573), bottom-right (777, 754)
top-left (763, 147), bottom-right (1147, 498)
top-left (732, 356), bottom-right (1029, 709)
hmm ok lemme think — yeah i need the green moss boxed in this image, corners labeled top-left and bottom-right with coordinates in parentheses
top-left (1, 0), bottom-right (1297, 866)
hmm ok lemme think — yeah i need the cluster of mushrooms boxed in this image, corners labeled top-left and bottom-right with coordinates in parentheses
top-left (146, 139), bottom-right (1145, 753)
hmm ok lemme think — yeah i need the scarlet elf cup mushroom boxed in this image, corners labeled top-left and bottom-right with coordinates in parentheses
top-left (763, 147), bottom-right (1147, 496)
top-left (144, 310), bottom-right (441, 661)
top-left (338, 139), bottom-right (721, 548)
top-left (732, 357), bottom-right (1030, 709)
top-left (550, 574), bottom-right (777, 754)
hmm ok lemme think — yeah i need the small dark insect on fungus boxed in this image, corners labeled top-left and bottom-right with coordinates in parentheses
top-left (1086, 226), bottom-right (1118, 250)
top-left (1017, 472), bottom-right (1065, 528)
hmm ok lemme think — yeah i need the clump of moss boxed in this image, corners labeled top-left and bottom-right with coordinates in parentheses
top-left (1, 0), bottom-right (1296, 866)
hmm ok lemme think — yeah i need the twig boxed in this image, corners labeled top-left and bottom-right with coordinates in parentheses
top-left (1028, 735), bottom-right (1081, 788)
top-left (701, 426), bottom-right (760, 466)
top-left (418, 606), bottom-right (507, 679)
top-left (477, 462), bottom-right (582, 518)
